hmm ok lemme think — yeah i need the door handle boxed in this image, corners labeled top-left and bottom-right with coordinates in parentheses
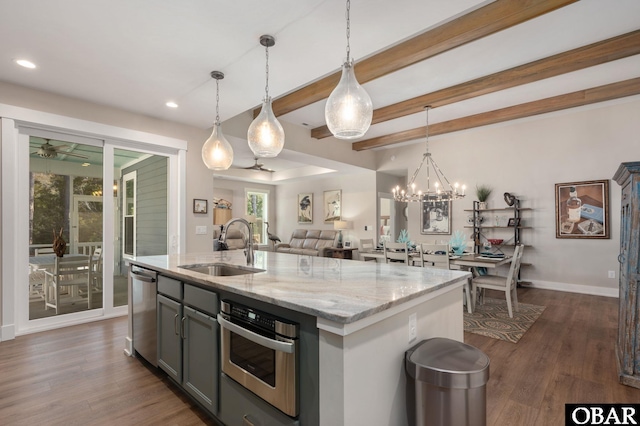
top-left (242, 415), bottom-right (255, 426)
top-left (618, 254), bottom-right (625, 264)
top-left (173, 314), bottom-right (179, 335)
top-left (181, 316), bottom-right (186, 340)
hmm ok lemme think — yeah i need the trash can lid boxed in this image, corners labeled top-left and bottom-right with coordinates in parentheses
top-left (405, 337), bottom-right (490, 389)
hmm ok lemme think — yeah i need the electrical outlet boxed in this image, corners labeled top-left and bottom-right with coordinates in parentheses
top-left (608, 270), bottom-right (616, 279)
top-left (196, 226), bottom-right (207, 235)
top-left (408, 313), bottom-right (417, 343)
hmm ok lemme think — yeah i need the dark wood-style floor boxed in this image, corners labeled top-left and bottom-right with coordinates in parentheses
top-left (0, 288), bottom-right (638, 425)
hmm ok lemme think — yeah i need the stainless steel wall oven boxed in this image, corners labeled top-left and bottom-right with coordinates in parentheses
top-left (218, 300), bottom-right (299, 417)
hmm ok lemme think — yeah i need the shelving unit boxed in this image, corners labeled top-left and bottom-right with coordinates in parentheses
top-left (464, 199), bottom-right (532, 285)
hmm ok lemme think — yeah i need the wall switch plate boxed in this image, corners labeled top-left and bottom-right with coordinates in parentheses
top-left (196, 226), bottom-right (207, 235)
top-left (408, 313), bottom-right (417, 343)
top-left (364, 225), bottom-right (369, 231)
top-left (608, 270), bottom-right (616, 279)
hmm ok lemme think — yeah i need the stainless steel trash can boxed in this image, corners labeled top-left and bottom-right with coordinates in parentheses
top-left (405, 337), bottom-right (490, 426)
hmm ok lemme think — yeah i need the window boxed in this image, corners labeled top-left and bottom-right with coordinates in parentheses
top-left (246, 189), bottom-right (269, 244)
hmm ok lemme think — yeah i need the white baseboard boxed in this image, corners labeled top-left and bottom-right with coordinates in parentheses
top-left (0, 324), bottom-right (16, 341)
top-left (522, 280), bottom-right (618, 298)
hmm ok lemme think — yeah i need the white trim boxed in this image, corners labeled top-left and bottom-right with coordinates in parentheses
top-left (522, 280), bottom-right (618, 298)
top-left (0, 103), bottom-right (187, 151)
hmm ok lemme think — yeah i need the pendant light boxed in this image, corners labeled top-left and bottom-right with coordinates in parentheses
top-left (392, 107), bottom-right (466, 202)
top-left (202, 71), bottom-right (234, 170)
top-left (247, 35), bottom-right (285, 158)
top-left (325, 0), bottom-right (373, 140)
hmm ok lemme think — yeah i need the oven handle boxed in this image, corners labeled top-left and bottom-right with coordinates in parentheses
top-left (217, 314), bottom-right (295, 354)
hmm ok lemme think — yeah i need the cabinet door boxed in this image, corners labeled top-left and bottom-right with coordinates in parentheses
top-left (183, 306), bottom-right (218, 415)
top-left (157, 294), bottom-right (182, 383)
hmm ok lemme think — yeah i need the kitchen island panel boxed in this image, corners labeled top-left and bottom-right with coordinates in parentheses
top-left (319, 285), bottom-right (462, 426)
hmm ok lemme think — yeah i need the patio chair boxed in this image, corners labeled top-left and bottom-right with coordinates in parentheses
top-left (44, 256), bottom-right (91, 315)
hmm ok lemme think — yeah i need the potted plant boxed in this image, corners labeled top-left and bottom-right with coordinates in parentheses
top-left (476, 185), bottom-right (493, 210)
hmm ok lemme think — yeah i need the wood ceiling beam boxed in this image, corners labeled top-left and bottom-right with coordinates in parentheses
top-left (352, 77), bottom-right (640, 151)
top-left (313, 30), bottom-right (640, 139)
top-left (253, 0), bottom-right (578, 119)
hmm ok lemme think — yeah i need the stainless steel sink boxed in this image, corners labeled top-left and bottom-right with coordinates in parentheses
top-left (178, 263), bottom-right (265, 276)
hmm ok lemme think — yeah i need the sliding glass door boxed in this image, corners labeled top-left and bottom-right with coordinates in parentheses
top-left (25, 136), bottom-right (169, 324)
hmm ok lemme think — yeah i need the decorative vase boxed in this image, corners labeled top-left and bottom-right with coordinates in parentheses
top-left (449, 230), bottom-right (467, 256)
top-left (478, 202), bottom-right (488, 210)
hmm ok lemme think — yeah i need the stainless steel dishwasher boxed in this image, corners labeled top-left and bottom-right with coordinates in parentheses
top-left (131, 264), bottom-right (158, 366)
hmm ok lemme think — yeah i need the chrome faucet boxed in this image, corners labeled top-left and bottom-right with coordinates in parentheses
top-left (221, 218), bottom-right (254, 264)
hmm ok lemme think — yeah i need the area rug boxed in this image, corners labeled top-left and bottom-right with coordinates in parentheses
top-left (464, 298), bottom-right (546, 343)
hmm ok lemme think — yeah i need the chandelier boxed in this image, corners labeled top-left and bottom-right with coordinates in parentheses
top-left (392, 107), bottom-right (465, 202)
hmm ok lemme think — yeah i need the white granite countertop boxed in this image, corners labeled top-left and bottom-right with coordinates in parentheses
top-left (130, 250), bottom-right (470, 324)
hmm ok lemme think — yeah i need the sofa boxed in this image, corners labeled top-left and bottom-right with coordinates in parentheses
top-left (274, 229), bottom-right (339, 256)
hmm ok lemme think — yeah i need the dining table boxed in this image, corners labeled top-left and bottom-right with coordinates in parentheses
top-left (360, 250), bottom-right (512, 313)
top-left (29, 253), bottom-right (90, 273)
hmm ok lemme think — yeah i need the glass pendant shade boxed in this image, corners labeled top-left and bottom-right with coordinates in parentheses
top-left (325, 61), bottom-right (373, 140)
top-left (202, 122), bottom-right (233, 170)
top-left (247, 97), bottom-right (285, 158)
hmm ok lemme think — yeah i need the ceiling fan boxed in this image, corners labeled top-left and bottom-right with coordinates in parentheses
top-left (31, 139), bottom-right (89, 159)
top-left (244, 157), bottom-right (274, 173)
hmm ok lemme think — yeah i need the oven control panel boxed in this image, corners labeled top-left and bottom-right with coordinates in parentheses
top-left (220, 300), bottom-right (298, 339)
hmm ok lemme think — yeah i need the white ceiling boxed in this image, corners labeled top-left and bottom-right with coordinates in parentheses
top-left (2, 0), bottom-right (640, 181)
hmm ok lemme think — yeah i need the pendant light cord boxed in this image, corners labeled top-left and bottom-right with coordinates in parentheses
top-left (215, 78), bottom-right (220, 125)
top-left (345, 0), bottom-right (351, 63)
top-left (265, 43), bottom-right (270, 99)
top-left (425, 106), bottom-right (431, 190)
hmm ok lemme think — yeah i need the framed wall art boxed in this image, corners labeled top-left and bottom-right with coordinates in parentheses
top-left (323, 190), bottom-right (341, 224)
top-left (420, 200), bottom-right (451, 235)
top-left (193, 198), bottom-right (208, 214)
top-left (555, 179), bottom-right (609, 239)
top-left (298, 193), bottom-right (313, 224)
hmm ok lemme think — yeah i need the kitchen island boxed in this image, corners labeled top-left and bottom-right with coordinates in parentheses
top-left (126, 250), bottom-right (471, 426)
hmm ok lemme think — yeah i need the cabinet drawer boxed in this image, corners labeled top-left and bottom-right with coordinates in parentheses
top-left (183, 284), bottom-right (218, 316)
top-left (157, 275), bottom-right (182, 300)
top-left (219, 373), bottom-right (299, 426)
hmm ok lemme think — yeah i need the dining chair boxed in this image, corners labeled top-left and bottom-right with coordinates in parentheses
top-left (383, 242), bottom-right (409, 265)
top-left (34, 247), bottom-right (55, 256)
top-left (418, 243), bottom-right (450, 269)
top-left (44, 256), bottom-right (91, 315)
top-left (360, 238), bottom-right (375, 252)
top-left (471, 244), bottom-right (525, 318)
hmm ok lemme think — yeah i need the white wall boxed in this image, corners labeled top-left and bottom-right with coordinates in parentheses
top-left (377, 97), bottom-right (640, 295)
top-left (274, 171), bottom-right (377, 250)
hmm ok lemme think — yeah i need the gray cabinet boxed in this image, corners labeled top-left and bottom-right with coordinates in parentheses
top-left (157, 294), bottom-right (181, 382)
top-left (219, 373), bottom-right (299, 426)
top-left (614, 162), bottom-right (640, 389)
top-left (157, 278), bottom-right (219, 413)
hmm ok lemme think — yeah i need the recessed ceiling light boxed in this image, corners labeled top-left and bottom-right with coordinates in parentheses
top-left (15, 59), bottom-right (36, 69)
top-left (166, 101), bottom-right (178, 108)
top-left (82, 162), bottom-right (91, 167)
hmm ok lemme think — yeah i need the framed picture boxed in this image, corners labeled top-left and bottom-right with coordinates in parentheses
top-left (344, 241), bottom-right (351, 248)
top-left (555, 179), bottom-right (609, 239)
top-left (324, 190), bottom-right (341, 224)
top-left (193, 199), bottom-right (208, 214)
top-left (298, 193), bottom-right (313, 224)
top-left (420, 200), bottom-right (451, 235)
top-left (507, 217), bottom-right (520, 227)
